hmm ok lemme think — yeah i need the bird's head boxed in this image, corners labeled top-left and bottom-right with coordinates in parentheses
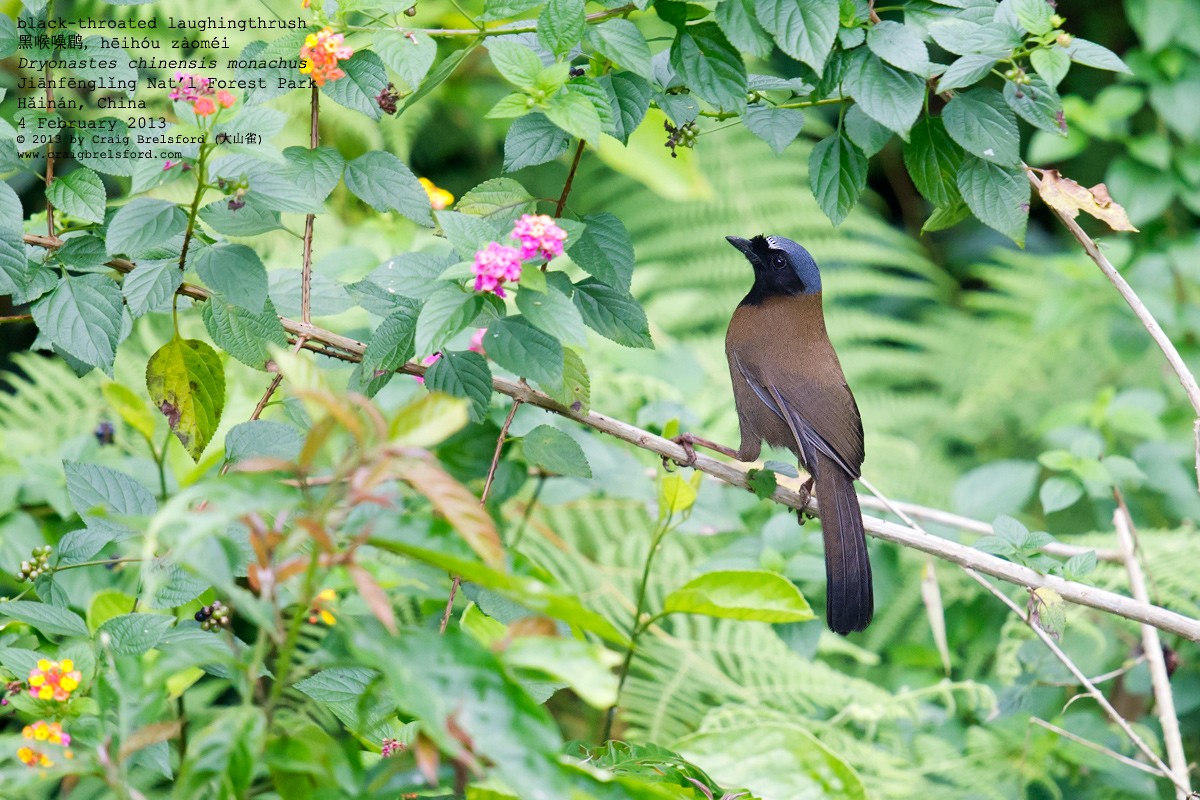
top-left (726, 234), bottom-right (821, 297)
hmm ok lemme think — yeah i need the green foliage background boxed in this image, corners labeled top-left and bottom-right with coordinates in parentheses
top-left (0, 0), bottom-right (1199, 798)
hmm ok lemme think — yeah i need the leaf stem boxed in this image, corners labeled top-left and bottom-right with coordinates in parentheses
top-left (267, 546), bottom-right (322, 712)
top-left (301, 85), bottom-right (319, 325)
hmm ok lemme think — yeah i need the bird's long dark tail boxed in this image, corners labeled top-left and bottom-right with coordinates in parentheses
top-left (813, 455), bottom-right (873, 635)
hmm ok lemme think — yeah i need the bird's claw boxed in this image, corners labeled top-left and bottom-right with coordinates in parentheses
top-left (796, 476), bottom-right (815, 524)
top-left (664, 433), bottom-right (699, 470)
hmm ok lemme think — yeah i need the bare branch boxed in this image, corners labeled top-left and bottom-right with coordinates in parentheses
top-left (1114, 498), bottom-right (1193, 798)
top-left (1031, 717), bottom-right (1166, 779)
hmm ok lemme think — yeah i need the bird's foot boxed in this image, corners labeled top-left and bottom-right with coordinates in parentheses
top-left (796, 476), bottom-right (816, 524)
top-left (663, 432), bottom-right (740, 471)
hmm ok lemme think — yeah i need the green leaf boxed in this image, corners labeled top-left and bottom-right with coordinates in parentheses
top-left (211, 155), bottom-right (323, 215)
top-left (194, 244), bottom-right (269, 313)
top-left (936, 54), bottom-right (998, 92)
top-left (538, 0), bottom-right (585, 58)
top-left (376, 30), bottom-right (437, 89)
top-left (424, 349), bottom-right (493, 422)
top-left (99, 613), bottom-right (175, 656)
top-left (754, 0), bottom-right (838, 70)
top-left (517, 282), bottom-right (588, 347)
top-left (1013, 0), bottom-right (1055, 34)
top-left (664, 570), bottom-right (814, 622)
top-left (0, 14), bottom-right (15, 58)
top-left (343, 151), bottom-right (434, 226)
top-left (31, 274), bottom-right (125, 376)
top-left (599, 72), bottom-right (652, 146)
top-left (199, 197), bottom-right (282, 237)
top-left (437, 209), bottom-right (504, 258)
top-left (403, 42), bottom-right (480, 112)
top-left (1063, 550), bottom-right (1097, 578)
top-left (743, 105), bottom-right (804, 155)
top-left (1040, 476), bottom-right (1083, 514)
top-left (123, 259), bottom-right (182, 318)
top-left (867, 20), bottom-right (931, 76)
top-left (57, 527), bottom-right (118, 565)
top-left (146, 335), bottom-right (226, 461)
top-left (952, 459), bottom-right (1039, 520)
top-left (362, 300), bottom-right (421, 397)
top-left (483, 316), bottom-right (565, 387)
top-left (64, 461), bottom-right (156, 518)
top-left (669, 23), bottom-right (747, 113)
top-left (505, 113), bottom-right (572, 171)
top-left (1066, 37), bottom-right (1131, 73)
top-left (716, 0), bottom-right (774, 59)
top-left (488, 39), bottom-right (545, 89)
top-left (747, 467), bottom-right (778, 499)
top-left (202, 296), bottom-right (288, 371)
top-left (106, 198), bottom-right (187, 258)
top-left (572, 278), bottom-right (652, 348)
top-left (523, 424), bottom-right (591, 477)
top-left (294, 667), bottom-right (378, 704)
top-left (455, 177), bottom-right (538, 221)
top-left (942, 88), bottom-right (1020, 165)
top-left (956, 156), bottom-right (1030, 246)
top-left (282, 146), bottom-right (344, 203)
top-left (903, 117), bottom-right (964, 207)
top-left (503, 636), bottom-right (618, 708)
top-left (46, 168), bottom-right (106, 224)
top-left (483, 0), bottom-right (543, 19)
top-left (844, 104), bottom-right (892, 157)
top-left (809, 130), bottom-right (868, 226)
top-left (225, 420), bottom-right (304, 463)
top-left (0, 601), bottom-right (90, 638)
top-left (921, 201), bottom-right (971, 233)
top-left (320, 50), bottom-right (388, 120)
top-left (587, 19), bottom-right (653, 79)
top-left (543, 90), bottom-right (603, 143)
top-left (1004, 76), bottom-right (1066, 135)
top-left (930, 20), bottom-right (1021, 57)
top-left (545, 346), bottom-right (590, 413)
top-left (842, 49), bottom-right (925, 136)
top-left (567, 212), bottom-right (633, 290)
top-left (415, 284), bottom-right (479, 356)
top-left (1030, 46), bottom-right (1070, 88)
top-left (366, 252), bottom-right (456, 301)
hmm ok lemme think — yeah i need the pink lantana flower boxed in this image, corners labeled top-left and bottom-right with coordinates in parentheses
top-left (216, 90), bottom-right (236, 108)
top-left (414, 352), bottom-right (441, 384)
top-left (469, 328), bottom-right (486, 354)
top-left (471, 242), bottom-right (523, 297)
top-left (511, 214), bottom-right (567, 261)
top-left (193, 97), bottom-right (217, 116)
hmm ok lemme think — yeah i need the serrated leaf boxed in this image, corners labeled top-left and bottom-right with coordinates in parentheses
top-left (488, 39), bottom-right (545, 89)
top-left (146, 335), bottom-right (225, 461)
top-left (504, 113), bottom-right (571, 171)
top-left (843, 49), bottom-right (924, 136)
top-left (921, 201), bottom-right (971, 232)
top-left (867, 20), bottom-right (931, 76)
top-left (664, 570), bottom-right (813, 622)
top-left (1030, 46), bottom-right (1069, 88)
top-left (538, 0), bottom-right (585, 58)
top-left (436, 210), bottom-right (503, 260)
top-left (123, 259), bottom-right (181, 318)
top-left (844, 104), bottom-right (892, 157)
top-left (716, 0), bottom-right (773, 59)
top-left (415, 284), bottom-right (479, 356)
top-left (64, 461), bottom-right (157, 518)
top-left (1066, 37), bottom-right (1131, 73)
top-left (754, 0), bottom-right (838, 70)
top-left (343, 151), bottom-right (434, 226)
top-left (0, 601), bottom-right (89, 637)
top-left (523, 424), bottom-right (591, 477)
top-left (199, 197), bottom-right (282, 237)
top-left (202, 296), bottom-right (289, 370)
top-left (320, 50), bottom-right (388, 120)
top-left (572, 278), bottom-right (652, 348)
top-left (46, 168), bottom-right (106, 224)
top-left (1063, 550), bottom-right (1097, 577)
top-left (31, 274), bottom-right (124, 376)
top-left (957, 156), bottom-right (1029, 245)
top-left (294, 667), bottom-right (378, 704)
top-left (809, 130), bottom-right (868, 226)
top-left (942, 88), bottom-right (1020, 165)
top-left (543, 90), bottom-right (603, 143)
top-left (376, 30), bottom-right (437, 89)
top-left (599, 72), bottom-right (652, 146)
top-left (545, 346), bottom-right (590, 413)
top-left (362, 300), bottom-right (421, 397)
top-left (669, 22), bottom-right (747, 113)
top-left (566, 212), bottom-right (634, 290)
top-left (483, 0), bottom-right (543, 20)
top-left (567, 78), bottom-right (617, 134)
top-left (226, 420), bottom-right (304, 463)
top-left (424, 349), bottom-right (493, 422)
top-left (1004, 76), bottom-right (1066, 136)
top-left (282, 146), bottom-right (344, 202)
top-left (455, 178), bottom-right (537, 221)
top-left (936, 54), bottom-right (997, 92)
top-left (903, 116), bottom-right (963, 206)
top-left (587, 19), bottom-right (653, 79)
top-left (194, 244), bottom-right (269, 313)
top-left (366, 252), bottom-right (456, 301)
top-left (1040, 476), bottom-right (1083, 514)
top-left (516, 282), bottom-right (588, 346)
top-left (1014, 0), bottom-right (1054, 35)
top-left (106, 198), bottom-right (187, 258)
top-left (57, 527), bottom-right (118, 565)
top-left (743, 105), bottom-right (804, 155)
top-left (482, 316), bottom-right (564, 387)
top-left (99, 614), bottom-right (175, 655)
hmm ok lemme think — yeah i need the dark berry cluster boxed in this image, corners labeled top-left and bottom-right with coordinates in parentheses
top-left (568, 66), bottom-right (585, 78)
top-left (376, 83), bottom-right (401, 115)
top-left (664, 120), bottom-right (698, 158)
top-left (216, 176), bottom-right (250, 211)
top-left (195, 600), bottom-right (231, 631)
top-left (94, 420), bottom-right (115, 446)
top-left (15, 546), bottom-right (52, 582)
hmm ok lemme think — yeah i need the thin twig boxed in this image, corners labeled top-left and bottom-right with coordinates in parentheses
top-left (1031, 717), bottom-right (1166, 779)
top-left (1114, 495), bottom-right (1192, 798)
top-left (1028, 167), bottom-right (1200, 494)
top-left (0, 314), bottom-right (32, 324)
top-left (44, 64), bottom-right (55, 237)
top-left (438, 576), bottom-right (461, 635)
top-left (21, 233), bottom-right (1200, 643)
top-left (481, 400), bottom-right (521, 505)
top-left (555, 140), bottom-right (586, 218)
top-left (346, 3), bottom-right (635, 37)
top-left (301, 86), bottom-right (319, 325)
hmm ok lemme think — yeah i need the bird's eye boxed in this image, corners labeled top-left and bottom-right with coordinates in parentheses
top-left (772, 253), bottom-right (786, 270)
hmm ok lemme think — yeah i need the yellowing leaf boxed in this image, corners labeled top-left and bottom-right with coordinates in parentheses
top-left (145, 335), bottom-right (225, 461)
top-left (102, 381), bottom-right (157, 443)
top-left (1036, 169), bottom-right (1139, 232)
top-left (659, 471), bottom-right (701, 517)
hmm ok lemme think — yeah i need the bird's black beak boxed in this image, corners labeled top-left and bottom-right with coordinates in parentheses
top-left (725, 236), bottom-right (753, 258)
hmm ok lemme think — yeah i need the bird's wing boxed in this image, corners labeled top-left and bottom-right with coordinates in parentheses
top-left (731, 351), bottom-right (864, 479)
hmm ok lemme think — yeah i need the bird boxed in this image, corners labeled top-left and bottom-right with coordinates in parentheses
top-left (674, 235), bottom-right (873, 635)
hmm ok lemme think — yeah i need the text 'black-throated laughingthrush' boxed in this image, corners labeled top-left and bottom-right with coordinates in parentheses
top-left (722, 235), bottom-right (872, 635)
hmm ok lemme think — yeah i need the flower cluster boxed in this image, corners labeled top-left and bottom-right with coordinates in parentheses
top-left (299, 28), bottom-right (353, 87)
top-left (28, 659), bottom-right (81, 702)
top-left (15, 545), bottom-right (52, 582)
top-left (169, 73), bottom-right (236, 117)
top-left (469, 215), bottom-right (569, 297)
top-left (381, 737), bottom-right (406, 757)
top-left (307, 589), bottom-right (337, 626)
top-left (512, 214), bottom-right (567, 261)
top-left (419, 177), bottom-right (454, 211)
top-left (17, 721), bottom-right (72, 768)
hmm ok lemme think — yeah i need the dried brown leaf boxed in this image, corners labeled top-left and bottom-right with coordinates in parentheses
top-left (394, 456), bottom-right (504, 569)
top-left (1037, 169), bottom-right (1139, 232)
top-left (350, 564), bottom-right (398, 635)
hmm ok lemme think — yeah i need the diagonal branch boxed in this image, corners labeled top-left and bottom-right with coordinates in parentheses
top-left (21, 232), bottom-right (1200, 643)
